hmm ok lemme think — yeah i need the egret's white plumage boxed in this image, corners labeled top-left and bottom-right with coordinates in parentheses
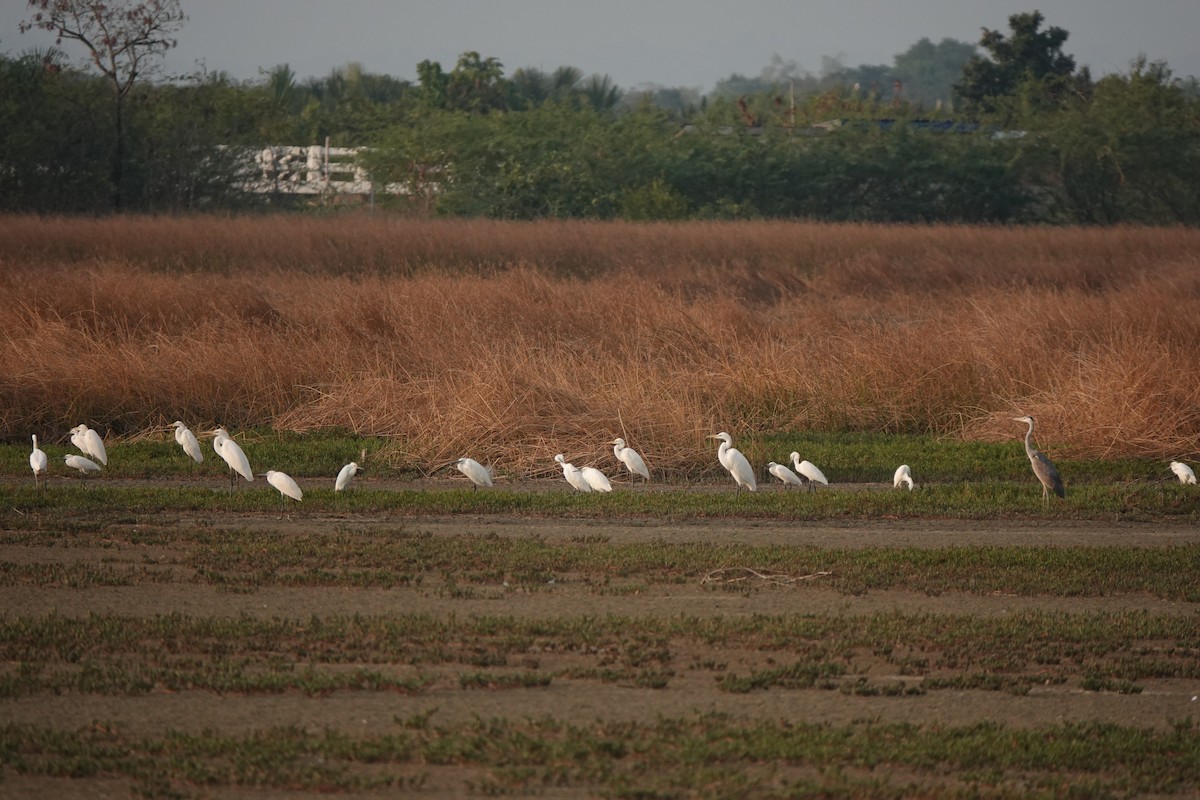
top-left (30, 435), bottom-right (48, 490)
top-left (335, 461), bottom-right (362, 492)
top-left (171, 421), bottom-right (203, 464)
top-left (70, 424), bottom-right (107, 466)
top-left (708, 432), bottom-right (756, 492)
top-left (580, 466), bottom-right (612, 493)
top-left (210, 428), bottom-right (253, 490)
top-left (893, 464), bottom-right (914, 491)
top-left (790, 452), bottom-right (828, 489)
top-left (265, 470), bottom-right (303, 502)
top-left (69, 425), bottom-right (87, 455)
top-left (64, 453), bottom-right (101, 482)
top-left (554, 454), bottom-right (591, 492)
top-left (767, 460), bottom-right (804, 487)
top-left (1170, 461), bottom-right (1197, 485)
top-left (453, 457), bottom-right (492, 489)
top-left (610, 438), bottom-right (649, 481)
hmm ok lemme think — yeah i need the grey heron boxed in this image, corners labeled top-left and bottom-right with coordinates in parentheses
top-left (1012, 415), bottom-right (1064, 506)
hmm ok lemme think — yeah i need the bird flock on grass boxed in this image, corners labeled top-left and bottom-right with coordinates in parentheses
top-left (20, 416), bottom-right (1200, 507)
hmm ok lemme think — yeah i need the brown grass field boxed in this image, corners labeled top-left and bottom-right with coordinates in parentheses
top-left (3, 214), bottom-right (1200, 471)
top-left (4, 215), bottom-right (1200, 797)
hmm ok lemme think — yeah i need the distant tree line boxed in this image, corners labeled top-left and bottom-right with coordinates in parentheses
top-left (2, 7), bottom-right (1199, 224)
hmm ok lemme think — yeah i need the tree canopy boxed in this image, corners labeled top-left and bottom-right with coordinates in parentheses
top-left (20, 0), bottom-right (187, 208)
top-left (955, 10), bottom-right (1088, 114)
top-left (4, 8), bottom-right (1200, 225)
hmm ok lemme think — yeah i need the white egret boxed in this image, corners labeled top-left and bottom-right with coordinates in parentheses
top-left (30, 435), bottom-right (48, 491)
top-left (69, 424), bottom-right (87, 455)
top-left (580, 466), bottom-right (612, 493)
top-left (64, 453), bottom-right (101, 485)
top-left (894, 464), bottom-right (914, 491)
top-left (554, 454), bottom-right (591, 492)
top-left (263, 470), bottom-right (302, 517)
top-left (610, 438), bottom-right (650, 482)
top-left (264, 470), bottom-right (303, 502)
top-left (171, 421), bottom-right (203, 464)
top-left (210, 428), bottom-right (253, 492)
top-left (790, 452), bottom-right (828, 490)
top-left (1170, 461), bottom-right (1197, 485)
top-left (335, 461), bottom-right (363, 492)
top-left (767, 460), bottom-right (804, 488)
top-left (707, 432), bottom-right (756, 492)
top-left (452, 457), bottom-right (493, 490)
top-left (1013, 415), bottom-right (1064, 507)
top-left (70, 424), bottom-right (107, 466)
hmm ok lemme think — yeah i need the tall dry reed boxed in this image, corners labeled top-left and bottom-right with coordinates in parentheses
top-left (3, 214), bottom-right (1199, 472)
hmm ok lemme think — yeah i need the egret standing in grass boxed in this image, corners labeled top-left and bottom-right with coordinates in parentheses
top-left (767, 460), bottom-right (804, 488)
top-left (554, 454), bottom-right (591, 492)
top-left (210, 428), bottom-right (253, 492)
top-left (263, 470), bottom-right (302, 516)
top-left (790, 452), bottom-right (828, 491)
top-left (64, 453), bottom-right (101, 485)
top-left (70, 424), bottom-right (107, 466)
top-left (1170, 461), bottom-right (1197, 485)
top-left (171, 421), bottom-right (203, 464)
top-left (708, 432), bottom-right (756, 492)
top-left (610, 438), bottom-right (649, 482)
top-left (580, 465), bottom-right (612, 493)
top-left (894, 464), bottom-right (914, 491)
top-left (30, 435), bottom-right (48, 491)
top-left (335, 461), bottom-right (363, 492)
top-left (1013, 415), bottom-right (1064, 507)
top-left (451, 457), bottom-right (492, 490)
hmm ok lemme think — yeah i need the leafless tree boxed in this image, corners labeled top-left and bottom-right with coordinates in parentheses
top-left (21, 0), bottom-right (187, 209)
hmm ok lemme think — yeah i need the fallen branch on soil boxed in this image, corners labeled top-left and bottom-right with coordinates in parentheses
top-left (701, 567), bottom-right (833, 586)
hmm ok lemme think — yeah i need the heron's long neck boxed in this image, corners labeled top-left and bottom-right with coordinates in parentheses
top-left (1024, 423), bottom-right (1036, 457)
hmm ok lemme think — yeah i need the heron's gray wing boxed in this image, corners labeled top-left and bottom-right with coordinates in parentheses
top-left (1032, 451), bottom-right (1065, 498)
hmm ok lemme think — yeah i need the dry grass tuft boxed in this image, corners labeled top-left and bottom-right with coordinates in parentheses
top-left (4, 215), bottom-right (1200, 471)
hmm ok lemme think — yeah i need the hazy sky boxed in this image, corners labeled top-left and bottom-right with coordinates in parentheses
top-left (3, 0), bottom-right (1198, 91)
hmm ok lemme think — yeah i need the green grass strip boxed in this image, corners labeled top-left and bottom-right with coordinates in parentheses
top-left (1, 611), bottom-right (1196, 697)
top-left (2, 716), bottom-right (1198, 797)
top-left (3, 479), bottom-right (1199, 520)
top-left (4, 526), bottom-right (1199, 599)
top-left (0, 430), bottom-right (1172, 484)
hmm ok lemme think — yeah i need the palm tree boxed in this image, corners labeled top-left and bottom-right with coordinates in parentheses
top-left (581, 74), bottom-right (622, 112)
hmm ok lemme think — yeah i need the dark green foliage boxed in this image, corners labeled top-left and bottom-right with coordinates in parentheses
top-left (955, 11), bottom-right (1084, 115)
top-left (3, 14), bottom-right (1200, 223)
top-left (0, 52), bottom-right (111, 212)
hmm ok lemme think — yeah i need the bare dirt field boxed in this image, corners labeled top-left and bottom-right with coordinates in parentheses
top-left (4, 507), bottom-right (1199, 797)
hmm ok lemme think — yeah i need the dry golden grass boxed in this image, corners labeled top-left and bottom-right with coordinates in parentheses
top-left (3, 214), bottom-right (1200, 472)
